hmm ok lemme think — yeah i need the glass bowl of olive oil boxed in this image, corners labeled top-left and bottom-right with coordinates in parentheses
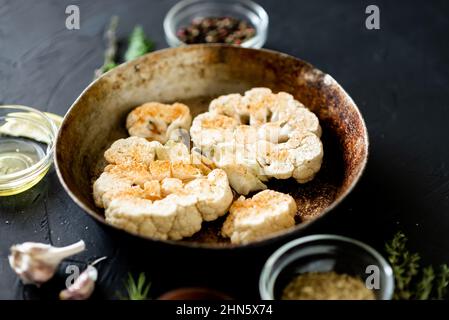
top-left (0, 105), bottom-right (58, 196)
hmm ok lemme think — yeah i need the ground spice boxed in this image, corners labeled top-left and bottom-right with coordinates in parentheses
top-left (281, 271), bottom-right (376, 300)
top-left (176, 17), bottom-right (256, 45)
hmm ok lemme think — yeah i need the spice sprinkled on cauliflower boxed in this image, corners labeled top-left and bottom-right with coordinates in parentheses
top-left (190, 88), bottom-right (323, 195)
top-left (126, 102), bottom-right (192, 144)
top-left (93, 137), bottom-right (233, 240)
top-left (222, 190), bottom-right (297, 244)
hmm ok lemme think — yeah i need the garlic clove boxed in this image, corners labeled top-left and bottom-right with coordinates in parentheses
top-left (8, 240), bottom-right (85, 286)
top-left (40, 241), bottom-right (86, 265)
top-left (59, 265), bottom-right (98, 300)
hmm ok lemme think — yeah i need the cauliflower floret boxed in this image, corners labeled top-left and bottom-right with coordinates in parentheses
top-left (190, 88), bottom-right (323, 195)
top-left (93, 162), bottom-right (165, 209)
top-left (163, 193), bottom-right (203, 240)
top-left (218, 163), bottom-right (267, 196)
top-left (93, 170), bottom-right (145, 208)
top-left (93, 137), bottom-right (233, 240)
top-left (255, 132), bottom-right (323, 182)
top-left (126, 102), bottom-right (192, 144)
top-left (222, 190), bottom-right (297, 244)
top-left (108, 193), bottom-right (203, 240)
top-left (185, 169), bottom-right (234, 221)
top-left (209, 93), bottom-right (247, 121)
top-left (210, 141), bottom-right (267, 195)
top-left (160, 178), bottom-right (184, 196)
top-left (284, 132), bottom-right (324, 183)
top-left (104, 136), bottom-right (161, 166)
top-left (156, 140), bottom-right (191, 162)
top-left (105, 195), bottom-right (203, 240)
top-left (105, 197), bottom-right (175, 239)
top-left (190, 112), bottom-right (237, 149)
top-left (126, 102), bottom-right (192, 143)
top-left (103, 163), bottom-right (153, 187)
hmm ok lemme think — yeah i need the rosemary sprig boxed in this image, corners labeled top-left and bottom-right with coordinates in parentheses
top-left (94, 20), bottom-right (154, 79)
top-left (123, 272), bottom-right (151, 300)
top-left (94, 16), bottom-right (119, 79)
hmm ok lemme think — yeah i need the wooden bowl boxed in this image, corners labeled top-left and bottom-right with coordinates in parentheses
top-left (55, 44), bottom-right (368, 249)
top-left (157, 287), bottom-right (232, 300)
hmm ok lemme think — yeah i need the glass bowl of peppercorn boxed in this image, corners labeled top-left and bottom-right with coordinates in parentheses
top-left (259, 235), bottom-right (395, 300)
top-left (164, 0), bottom-right (268, 48)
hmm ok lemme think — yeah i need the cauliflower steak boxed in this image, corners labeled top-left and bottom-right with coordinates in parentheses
top-left (93, 137), bottom-right (233, 240)
top-left (190, 88), bottom-right (323, 195)
top-left (126, 102), bottom-right (192, 144)
top-left (222, 190), bottom-right (297, 244)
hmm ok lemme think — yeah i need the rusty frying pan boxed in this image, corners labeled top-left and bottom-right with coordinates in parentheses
top-left (55, 44), bottom-right (368, 249)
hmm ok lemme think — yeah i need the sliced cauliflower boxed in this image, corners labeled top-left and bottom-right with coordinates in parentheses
top-left (191, 88), bottom-right (323, 195)
top-left (190, 112), bottom-right (237, 149)
top-left (126, 102), bottom-right (192, 143)
top-left (255, 131), bottom-right (323, 183)
top-left (209, 141), bottom-right (267, 195)
top-left (104, 197), bottom-right (177, 239)
top-left (93, 136), bottom-right (233, 240)
top-left (222, 190), bottom-right (297, 244)
top-left (93, 168), bottom-right (148, 208)
top-left (160, 178), bottom-right (184, 196)
top-left (184, 169), bottom-right (234, 221)
top-left (104, 136), bottom-right (161, 166)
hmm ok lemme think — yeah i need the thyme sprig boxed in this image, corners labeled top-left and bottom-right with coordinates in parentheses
top-left (386, 231), bottom-right (448, 300)
top-left (436, 264), bottom-right (449, 299)
top-left (385, 231), bottom-right (420, 299)
top-left (415, 266), bottom-right (435, 300)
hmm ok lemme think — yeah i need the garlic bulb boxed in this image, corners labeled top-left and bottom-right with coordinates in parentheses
top-left (59, 265), bottom-right (98, 300)
top-left (8, 240), bottom-right (85, 286)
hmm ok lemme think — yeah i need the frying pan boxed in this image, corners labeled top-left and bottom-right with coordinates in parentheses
top-left (55, 44), bottom-right (368, 249)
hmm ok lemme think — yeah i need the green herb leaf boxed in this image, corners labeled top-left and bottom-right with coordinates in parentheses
top-left (386, 231), bottom-right (449, 300)
top-left (385, 231), bottom-right (420, 300)
top-left (415, 266), bottom-right (435, 300)
top-left (101, 62), bottom-right (118, 73)
top-left (436, 264), bottom-right (449, 299)
top-left (125, 26), bottom-right (154, 62)
top-left (123, 272), bottom-right (151, 300)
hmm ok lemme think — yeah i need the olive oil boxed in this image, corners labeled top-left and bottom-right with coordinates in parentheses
top-left (0, 138), bottom-right (45, 175)
top-left (0, 105), bottom-right (59, 196)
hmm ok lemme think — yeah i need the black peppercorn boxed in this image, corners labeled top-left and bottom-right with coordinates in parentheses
top-left (177, 16), bottom-right (256, 45)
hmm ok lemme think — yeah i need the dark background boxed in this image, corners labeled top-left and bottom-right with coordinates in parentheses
top-left (0, 0), bottom-right (448, 300)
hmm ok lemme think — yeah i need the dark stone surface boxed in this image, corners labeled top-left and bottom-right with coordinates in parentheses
top-left (0, 0), bottom-right (448, 300)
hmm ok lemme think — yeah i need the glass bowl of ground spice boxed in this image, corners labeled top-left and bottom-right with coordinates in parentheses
top-left (259, 235), bottom-right (395, 300)
top-left (164, 0), bottom-right (269, 48)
